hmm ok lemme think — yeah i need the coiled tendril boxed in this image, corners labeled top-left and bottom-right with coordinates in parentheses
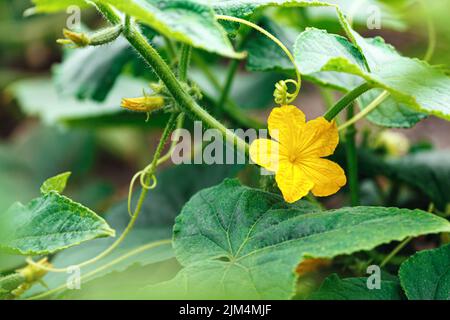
top-left (274, 79), bottom-right (300, 105)
top-left (215, 15), bottom-right (302, 106)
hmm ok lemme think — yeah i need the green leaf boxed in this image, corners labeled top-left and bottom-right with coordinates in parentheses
top-left (54, 38), bottom-right (136, 102)
top-left (96, 0), bottom-right (243, 58)
top-left (40, 172), bottom-right (71, 195)
top-left (399, 244), bottom-right (450, 300)
top-left (294, 28), bottom-right (448, 122)
top-left (0, 192), bottom-right (115, 255)
top-left (309, 274), bottom-right (404, 300)
top-left (359, 150), bottom-right (450, 210)
top-left (149, 179), bottom-right (450, 299)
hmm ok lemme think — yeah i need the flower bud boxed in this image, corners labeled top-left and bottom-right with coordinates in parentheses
top-left (57, 29), bottom-right (90, 47)
top-left (121, 96), bottom-right (165, 112)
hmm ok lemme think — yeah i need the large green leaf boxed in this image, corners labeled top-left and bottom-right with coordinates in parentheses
top-left (399, 244), bottom-right (450, 300)
top-left (54, 38), bottom-right (136, 102)
top-left (295, 28), bottom-right (448, 122)
top-left (97, 0), bottom-right (242, 58)
top-left (309, 274), bottom-right (403, 300)
top-left (147, 179), bottom-right (450, 299)
top-left (0, 192), bottom-right (115, 255)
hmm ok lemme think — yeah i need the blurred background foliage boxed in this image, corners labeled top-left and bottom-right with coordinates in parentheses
top-left (0, 0), bottom-right (449, 298)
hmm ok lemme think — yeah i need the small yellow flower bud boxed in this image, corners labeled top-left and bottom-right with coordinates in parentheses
top-left (57, 28), bottom-right (90, 47)
top-left (121, 96), bottom-right (165, 112)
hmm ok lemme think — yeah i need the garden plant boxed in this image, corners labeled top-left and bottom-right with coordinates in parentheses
top-left (0, 0), bottom-right (449, 301)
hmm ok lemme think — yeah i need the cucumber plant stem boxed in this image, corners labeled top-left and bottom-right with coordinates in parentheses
top-left (324, 83), bottom-right (371, 121)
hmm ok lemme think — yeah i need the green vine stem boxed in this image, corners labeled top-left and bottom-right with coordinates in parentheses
top-left (323, 83), bottom-right (372, 121)
top-left (93, 2), bottom-right (249, 155)
top-left (344, 103), bottom-right (360, 206)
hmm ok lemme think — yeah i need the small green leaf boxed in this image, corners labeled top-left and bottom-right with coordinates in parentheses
top-left (148, 179), bottom-right (450, 299)
top-left (40, 172), bottom-right (71, 195)
top-left (399, 244), bottom-right (450, 300)
top-left (0, 192), bottom-right (115, 255)
top-left (309, 274), bottom-right (404, 300)
top-left (96, 0), bottom-right (243, 58)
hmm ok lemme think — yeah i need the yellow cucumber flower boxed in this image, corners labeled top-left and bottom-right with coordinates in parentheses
top-left (250, 105), bottom-right (346, 203)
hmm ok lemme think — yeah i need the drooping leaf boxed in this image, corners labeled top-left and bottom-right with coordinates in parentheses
top-left (399, 244), bottom-right (450, 300)
top-left (309, 274), bottom-right (404, 300)
top-left (54, 38), bottom-right (136, 102)
top-left (146, 179), bottom-right (450, 299)
top-left (96, 0), bottom-right (243, 58)
top-left (40, 172), bottom-right (71, 195)
top-left (0, 192), bottom-right (115, 255)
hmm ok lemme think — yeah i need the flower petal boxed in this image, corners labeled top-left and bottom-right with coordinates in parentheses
top-left (275, 161), bottom-right (314, 203)
top-left (301, 158), bottom-right (346, 197)
top-left (268, 105), bottom-right (306, 151)
top-left (297, 117), bottom-right (339, 158)
top-left (249, 139), bottom-right (285, 172)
